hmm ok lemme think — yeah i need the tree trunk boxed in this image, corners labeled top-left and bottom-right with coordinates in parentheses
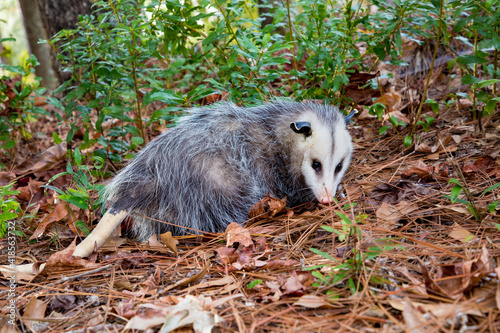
top-left (35, 0), bottom-right (93, 85)
top-left (18, 0), bottom-right (57, 91)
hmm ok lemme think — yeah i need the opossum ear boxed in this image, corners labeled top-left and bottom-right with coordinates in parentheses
top-left (344, 109), bottom-right (357, 125)
top-left (290, 122), bottom-right (312, 137)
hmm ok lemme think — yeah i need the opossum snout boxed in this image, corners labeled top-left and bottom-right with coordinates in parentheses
top-left (319, 196), bottom-right (334, 204)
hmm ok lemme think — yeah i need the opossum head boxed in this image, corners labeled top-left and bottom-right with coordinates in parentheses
top-left (290, 110), bottom-right (353, 204)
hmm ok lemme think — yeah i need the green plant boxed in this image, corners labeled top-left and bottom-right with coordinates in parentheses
top-left (0, 45), bottom-right (48, 164)
top-left (0, 183), bottom-right (22, 238)
top-left (443, 178), bottom-right (500, 221)
top-left (307, 211), bottom-right (396, 295)
top-left (42, 147), bottom-right (105, 236)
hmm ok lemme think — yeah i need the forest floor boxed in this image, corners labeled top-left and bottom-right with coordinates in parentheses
top-left (1, 52), bottom-right (500, 332)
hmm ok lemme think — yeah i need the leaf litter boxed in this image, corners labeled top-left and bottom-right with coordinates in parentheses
top-left (1, 46), bottom-right (500, 333)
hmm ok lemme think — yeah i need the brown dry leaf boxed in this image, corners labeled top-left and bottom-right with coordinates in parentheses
top-left (264, 259), bottom-right (300, 269)
top-left (383, 110), bottom-right (409, 125)
top-left (19, 142), bottom-right (67, 174)
top-left (415, 142), bottom-right (438, 154)
top-left (448, 223), bottom-right (473, 242)
top-left (215, 247), bottom-right (238, 265)
top-left (15, 179), bottom-right (45, 202)
top-left (367, 180), bottom-right (435, 206)
top-left (401, 160), bottom-right (434, 181)
top-left (248, 193), bottom-right (287, 220)
top-left (22, 298), bottom-right (48, 333)
top-left (190, 275), bottom-right (236, 291)
top-left (283, 271), bottom-right (314, 296)
top-left (463, 156), bottom-right (495, 174)
top-left (43, 239), bottom-right (100, 275)
top-left (30, 201), bottom-right (70, 240)
top-left (293, 295), bottom-right (329, 308)
top-left (393, 266), bottom-right (427, 295)
top-left (401, 297), bottom-right (428, 333)
top-left (344, 71), bottom-right (382, 106)
top-left (203, 92), bottom-right (229, 105)
top-left (226, 222), bottom-right (253, 247)
top-left (389, 299), bottom-right (483, 318)
top-left (124, 295), bottom-right (223, 331)
top-left (373, 87), bottom-right (401, 112)
top-left (0, 171), bottom-right (16, 187)
top-left (376, 201), bottom-right (418, 225)
top-left (148, 234), bottom-right (165, 247)
top-left (159, 231), bottom-right (178, 255)
top-left (420, 246), bottom-right (493, 299)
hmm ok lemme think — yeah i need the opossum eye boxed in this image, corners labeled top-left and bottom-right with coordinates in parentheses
top-left (312, 160), bottom-right (322, 172)
top-left (335, 163), bottom-right (342, 174)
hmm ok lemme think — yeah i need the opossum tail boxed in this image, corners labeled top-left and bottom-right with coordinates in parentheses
top-left (73, 208), bottom-right (128, 258)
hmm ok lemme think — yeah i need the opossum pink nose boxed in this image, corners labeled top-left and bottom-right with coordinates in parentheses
top-left (320, 196), bottom-right (334, 204)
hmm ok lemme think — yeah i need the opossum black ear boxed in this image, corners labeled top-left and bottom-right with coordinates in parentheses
top-left (290, 122), bottom-right (312, 137)
top-left (344, 109), bottom-right (357, 125)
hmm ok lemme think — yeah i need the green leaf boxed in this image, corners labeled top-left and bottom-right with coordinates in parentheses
top-left (457, 55), bottom-right (488, 65)
top-left (450, 185), bottom-right (463, 202)
top-left (490, 202), bottom-right (499, 213)
top-left (424, 99), bottom-right (439, 114)
top-left (74, 147), bottom-right (82, 166)
top-left (379, 126), bottom-right (390, 136)
top-left (321, 225), bottom-right (334, 233)
top-left (0, 212), bottom-right (18, 221)
top-left (53, 131), bottom-right (62, 144)
top-left (403, 135), bottom-right (412, 147)
top-left (75, 220), bottom-right (90, 236)
top-left (58, 195), bottom-right (89, 210)
top-left (461, 74), bottom-right (481, 85)
top-left (472, 79), bottom-right (500, 90)
top-left (448, 178), bottom-right (462, 186)
top-left (247, 279), bottom-right (262, 289)
top-left (483, 183), bottom-right (500, 195)
top-left (1, 141), bottom-right (16, 149)
top-left (309, 247), bottom-right (337, 261)
top-left (484, 99), bottom-right (497, 115)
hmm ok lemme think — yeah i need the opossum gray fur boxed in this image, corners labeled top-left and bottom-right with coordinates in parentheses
top-left (101, 100), bottom-right (353, 241)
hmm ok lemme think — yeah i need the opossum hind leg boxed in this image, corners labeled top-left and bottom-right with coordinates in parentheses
top-left (73, 207), bottom-right (128, 258)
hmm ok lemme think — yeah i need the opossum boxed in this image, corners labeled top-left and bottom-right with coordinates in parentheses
top-left (72, 100), bottom-right (354, 257)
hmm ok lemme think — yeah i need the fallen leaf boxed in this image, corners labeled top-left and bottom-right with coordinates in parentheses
top-left (125, 295), bottom-right (223, 332)
top-left (0, 171), bottom-right (16, 187)
top-left (190, 276), bottom-right (236, 291)
top-left (226, 222), bottom-right (253, 247)
top-left (148, 234), bottom-right (165, 247)
top-left (22, 298), bottom-right (48, 333)
top-left (393, 266), bottom-right (427, 296)
top-left (344, 71), bottom-right (382, 106)
top-left (248, 193), bottom-right (287, 220)
top-left (401, 297), bottom-right (427, 333)
top-left (30, 201), bottom-right (70, 240)
top-left (401, 160), bottom-right (435, 181)
top-left (42, 239), bottom-right (100, 275)
top-left (448, 223), bottom-right (473, 242)
top-left (376, 201), bottom-right (418, 225)
top-left (264, 259), bottom-right (300, 269)
top-left (419, 246), bottom-right (493, 299)
top-left (415, 142), bottom-right (438, 154)
top-left (215, 247), bottom-right (238, 265)
top-left (283, 271), bottom-right (314, 296)
top-left (159, 231), bottom-right (178, 255)
top-left (19, 142), bottom-right (67, 174)
top-left (293, 295), bottom-right (329, 308)
top-left (463, 156), bottom-right (495, 174)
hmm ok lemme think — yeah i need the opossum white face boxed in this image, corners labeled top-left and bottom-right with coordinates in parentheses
top-left (291, 111), bottom-right (352, 204)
